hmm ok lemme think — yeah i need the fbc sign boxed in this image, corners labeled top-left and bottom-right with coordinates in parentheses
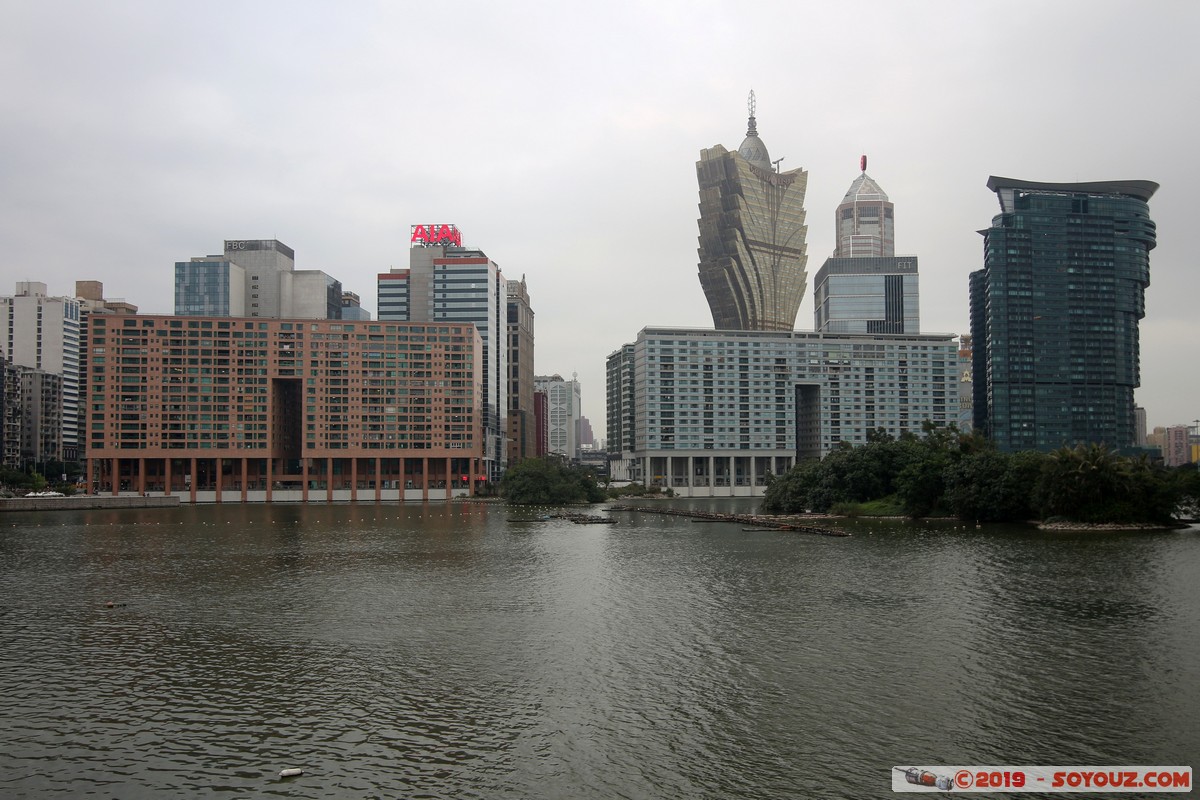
top-left (410, 224), bottom-right (463, 248)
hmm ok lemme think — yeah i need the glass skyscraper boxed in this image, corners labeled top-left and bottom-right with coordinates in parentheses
top-left (377, 231), bottom-right (509, 482)
top-left (970, 176), bottom-right (1158, 452)
top-left (696, 93), bottom-right (808, 331)
top-left (814, 162), bottom-right (919, 334)
top-left (174, 258), bottom-right (243, 317)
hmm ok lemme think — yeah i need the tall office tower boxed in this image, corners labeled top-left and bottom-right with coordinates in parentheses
top-left (506, 276), bottom-right (536, 466)
top-left (578, 416), bottom-right (594, 448)
top-left (378, 225), bottom-right (509, 482)
top-left (1133, 406), bottom-right (1147, 447)
top-left (175, 240), bottom-right (344, 319)
top-left (221, 239), bottom-right (295, 317)
top-left (340, 291), bottom-right (371, 321)
top-left (0, 282), bottom-right (81, 461)
top-left (175, 255), bottom-right (246, 316)
top-left (533, 389), bottom-right (548, 457)
top-left (697, 92), bottom-right (809, 331)
top-left (605, 343), bottom-right (637, 480)
top-left (19, 368), bottom-right (63, 467)
top-left (813, 159), bottom-right (919, 334)
top-left (970, 176), bottom-right (1158, 452)
top-left (535, 374), bottom-right (581, 460)
top-left (834, 157), bottom-right (895, 257)
top-left (956, 335), bottom-right (974, 432)
top-left (1, 356), bottom-right (20, 469)
top-left (1163, 425), bottom-right (1191, 466)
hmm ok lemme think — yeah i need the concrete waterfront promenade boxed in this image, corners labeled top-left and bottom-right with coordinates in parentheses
top-left (0, 495), bottom-right (181, 513)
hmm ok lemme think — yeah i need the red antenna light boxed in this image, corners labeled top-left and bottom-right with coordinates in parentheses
top-left (860, 154), bottom-right (867, 172)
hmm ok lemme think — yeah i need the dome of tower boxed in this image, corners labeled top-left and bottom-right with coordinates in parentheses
top-left (738, 116), bottom-right (773, 171)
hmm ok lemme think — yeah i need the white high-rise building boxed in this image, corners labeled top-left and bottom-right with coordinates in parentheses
top-left (535, 373), bottom-right (581, 461)
top-left (378, 225), bottom-right (509, 481)
top-left (606, 327), bottom-right (959, 496)
top-left (0, 282), bottom-right (82, 460)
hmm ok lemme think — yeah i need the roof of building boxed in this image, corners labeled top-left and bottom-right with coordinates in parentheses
top-left (986, 176), bottom-right (1159, 202)
top-left (737, 114), bottom-right (773, 171)
top-left (842, 172), bottom-right (889, 203)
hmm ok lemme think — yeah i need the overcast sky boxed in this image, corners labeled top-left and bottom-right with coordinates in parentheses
top-left (3, 1), bottom-right (1197, 435)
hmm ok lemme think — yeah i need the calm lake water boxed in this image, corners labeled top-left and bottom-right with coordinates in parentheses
top-left (1, 500), bottom-right (1197, 798)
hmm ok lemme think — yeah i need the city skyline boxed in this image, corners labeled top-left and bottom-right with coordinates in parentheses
top-left (2, 2), bottom-right (1197, 432)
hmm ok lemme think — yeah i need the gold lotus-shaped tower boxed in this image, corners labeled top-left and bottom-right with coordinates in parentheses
top-left (696, 91), bottom-right (809, 331)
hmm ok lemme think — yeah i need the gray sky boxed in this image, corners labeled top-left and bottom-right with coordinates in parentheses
top-left (3, 1), bottom-right (1197, 435)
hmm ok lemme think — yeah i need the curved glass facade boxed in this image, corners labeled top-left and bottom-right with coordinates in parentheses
top-left (971, 178), bottom-right (1158, 452)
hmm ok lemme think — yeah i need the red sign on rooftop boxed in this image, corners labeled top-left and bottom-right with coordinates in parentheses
top-left (410, 224), bottom-right (463, 248)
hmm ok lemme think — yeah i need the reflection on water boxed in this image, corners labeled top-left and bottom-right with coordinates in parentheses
top-left (1, 502), bottom-right (1197, 798)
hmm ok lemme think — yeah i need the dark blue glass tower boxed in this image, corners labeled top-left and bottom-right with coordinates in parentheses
top-left (970, 177), bottom-right (1158, 452)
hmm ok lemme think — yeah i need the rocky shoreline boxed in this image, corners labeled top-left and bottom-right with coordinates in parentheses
top-left (1036, 520), bottom-right (1185, 532)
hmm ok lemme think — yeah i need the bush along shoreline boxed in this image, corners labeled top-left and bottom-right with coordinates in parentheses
top-left (759, 424), bottom-right (1200, 528)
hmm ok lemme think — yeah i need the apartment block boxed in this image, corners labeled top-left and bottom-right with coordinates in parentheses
top-left (85, 315), bottom-right (482, 502)
top-left (607, 327), bottom-right (958, 495)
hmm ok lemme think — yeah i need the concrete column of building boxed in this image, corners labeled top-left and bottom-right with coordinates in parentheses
top-left (444, 457), bottom-right (451, 497)
top-left (302, 458), bottom-right (309, 503)
top-left (422, 458), bottom-right (429, 502)
top-left (164, 458), bottom-right (172, 497)
top-left (265, 458), bottom-right (273, 503)
top-left (214, 457), bottom-right (222, 503)
top-left (708, 456), bottom-right (715, 493)
top-left (189, 457), bottom-right (197, 504)
top-left (326, 457), bottom-right (333, 502)
top-left (350, 458), bottom-right (358, 502)
top-left (241, 458), bottom-right (248, 503)
top-left (374, 457), bottom-right (381, 502)
top-left (136, 457), bottom-right (145, 495)
top-left (749, 456), bottom-right (757, 491)
top-left (469, 457), bottom-right (476, 497)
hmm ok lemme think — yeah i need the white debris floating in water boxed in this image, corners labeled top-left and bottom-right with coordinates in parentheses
top-left (279, 768), bottom-right (304, 778)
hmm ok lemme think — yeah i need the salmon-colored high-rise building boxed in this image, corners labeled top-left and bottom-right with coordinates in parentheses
top-left (85, 314), bottom-right (483, 502)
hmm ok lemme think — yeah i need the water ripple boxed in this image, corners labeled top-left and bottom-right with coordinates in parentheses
top-left (1, 507), bottom-right (1197, 798)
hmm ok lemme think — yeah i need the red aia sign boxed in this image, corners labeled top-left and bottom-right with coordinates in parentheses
top-left (410, 224), bottom-right (462, 248)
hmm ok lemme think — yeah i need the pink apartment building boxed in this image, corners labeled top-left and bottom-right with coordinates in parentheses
top-left (85, 315), bottom-right (483, 503)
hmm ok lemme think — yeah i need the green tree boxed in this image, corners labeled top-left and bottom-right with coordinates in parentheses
top-left (761, 459), bottom-right (821, 513)
top-left (1033, 444), bottom-right (1176, 524)
top-left (500, 458), bottom-right (604, 505)
top-left (1172, 466), bottom-right (1200, 519)
top-left (944, 449), bottom-right (1044, 522)
top-left (892, 422), bottom-right (974, 517)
